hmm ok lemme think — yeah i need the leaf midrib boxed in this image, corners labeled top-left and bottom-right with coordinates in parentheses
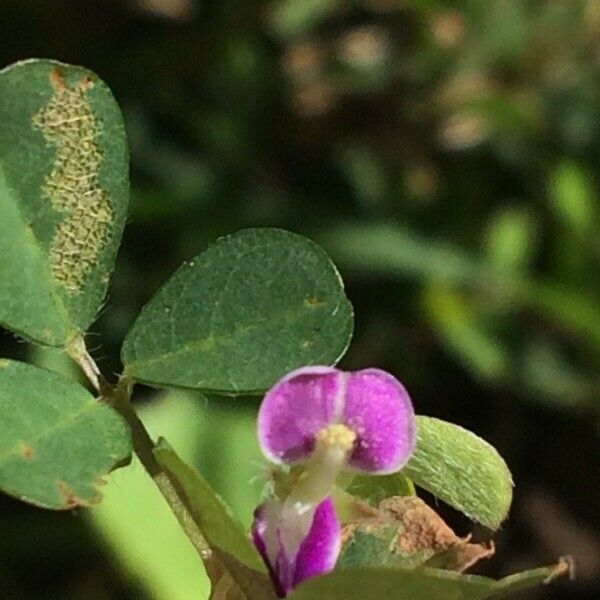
top-left (124, 296), bottom-right (348, 373)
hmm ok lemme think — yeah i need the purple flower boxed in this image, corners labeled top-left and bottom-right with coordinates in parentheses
top-left (252, 496), bottom-right (341, 597)
top-left (252, 366), bottom-right (416, 595)
top-left (258, 366), bottom-right (416, 476)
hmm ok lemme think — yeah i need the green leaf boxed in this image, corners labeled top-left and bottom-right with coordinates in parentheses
top-left (0, 59), bottom-right (129, 346)
top-left (0, 359), bottom-right (131, 509)
top-left (122, 228), bottom-right (353, 394)
top-left (90, 392), bottom-right (274, 600)
top-left (153, 439), bottom-right (266, 573)
top-left (154, 439), bottom-right (277, 599)
top-left (289, 561), bottom-right (570, 599)
top-left (345, 473), bottom-right (416, 505)
top-left (341, 530), bottom-right (404, 569)
top-left (403, 416), bottom-right (513, 530)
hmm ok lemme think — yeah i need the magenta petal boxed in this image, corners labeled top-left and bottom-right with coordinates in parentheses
top-left (252, 497), bottom-right (341, 597)
top-left (343, 368), bottom-right (416, 473)
top-left (292, 496), bottom-right (341, 589)
top-left (252, 504), bottom-right (288, 597)
top-left (251, 505), bottom-right (269, 566)
top-left (258, 366), bottom-right (344, 463)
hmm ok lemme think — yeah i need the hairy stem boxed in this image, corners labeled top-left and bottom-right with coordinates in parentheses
top-left (111, 381), bottom-right (212, 560)
top-left (71, 340), bottom-right (212, 563)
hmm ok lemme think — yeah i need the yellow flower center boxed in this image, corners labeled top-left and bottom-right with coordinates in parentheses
top-left (315, 423), bottom-right (357, 452)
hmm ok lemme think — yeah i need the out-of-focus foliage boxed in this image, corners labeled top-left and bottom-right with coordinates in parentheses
top-left (0, 0), bottom-right (599, 599)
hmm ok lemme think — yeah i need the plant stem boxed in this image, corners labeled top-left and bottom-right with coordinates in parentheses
top-left (111, 381), bottom-right (212, 561)
top-left (71, 339), bottom-right (212, 563)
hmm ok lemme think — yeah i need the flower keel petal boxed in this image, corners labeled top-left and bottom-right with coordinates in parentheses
top-left (292, 496), bottom-right (341, 590)
top-left (252, 497), bottom-right (341, 597)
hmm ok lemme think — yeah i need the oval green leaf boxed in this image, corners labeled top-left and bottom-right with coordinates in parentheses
top-left (403, 416), bottom-right (513, 530)
top-left (122, 228), bottom-right (354, 394)
top-left (0, 359), bottom-right (131, 509)
top-left (0, 59), bottom-right (129, 346)
top-left (290, 562), bottom-right (570, 600)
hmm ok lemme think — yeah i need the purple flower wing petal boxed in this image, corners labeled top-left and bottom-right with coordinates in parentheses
top-left (258, 366), bottom-right (343, 463)
top-left (292, 496), bottom-right (341, 589)
top-left (343, 368), bottom-right (416, 473)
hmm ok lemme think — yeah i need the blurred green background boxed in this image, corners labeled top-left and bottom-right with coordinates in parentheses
top-left (1, 1), bottom-right (599, 598)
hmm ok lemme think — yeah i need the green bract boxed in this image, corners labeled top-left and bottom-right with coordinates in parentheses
top-left (154, 440), bottom-right (277, 599)
top-left (154, 438), bottom-right (266, 573)
top-left (403, 416), bottom-right (513, 530)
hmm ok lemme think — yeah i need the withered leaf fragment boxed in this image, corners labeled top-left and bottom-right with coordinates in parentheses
top-left (339, 496), bottom-right (494, 572)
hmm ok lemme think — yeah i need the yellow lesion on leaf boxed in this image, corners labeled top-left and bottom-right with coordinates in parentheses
top-left (33, 69), bottom-right (113, 293)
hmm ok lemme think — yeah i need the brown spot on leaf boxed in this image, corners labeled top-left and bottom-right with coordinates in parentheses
top-left (305, 296), bottom-right (325, 307)
top-left (80, 75), bottom-right (94, 90)
top-left (341, 523), bottom-right (358, 547)
top-left (443, 539), bottom-right (495, 573)
top-left (19, 443), bottom-right (35, 459)
top-left (50, 68), bottom-right (67, 89)
top-left (57, 481), bottom-right (94, 509)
